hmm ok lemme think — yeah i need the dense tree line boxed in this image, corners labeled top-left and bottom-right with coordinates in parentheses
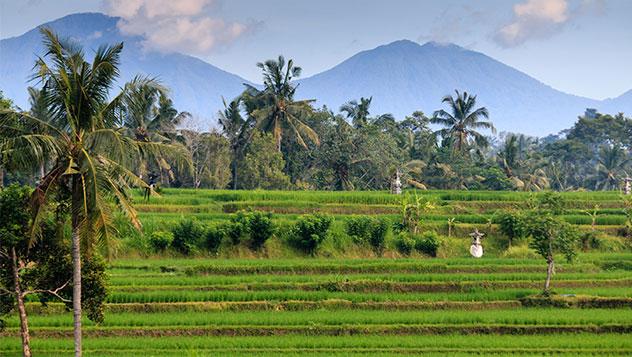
top-left (2, 38), bottom-right (632, 194)
top-left (194, 84), bottom-right (632, 192)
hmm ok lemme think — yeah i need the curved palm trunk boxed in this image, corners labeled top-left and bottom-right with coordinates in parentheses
top-left (71, 176), bottom-right (82, 357)
top-left (11, 247), bottom-right (32, 357)
top-left (231, 157), bottom-right (238, 190)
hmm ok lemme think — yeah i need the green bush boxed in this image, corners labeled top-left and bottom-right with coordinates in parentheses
top-left (224, 211), bottom-right (275, 250)
top-left (288, 214), bottom-right (333, 255)
top-left (80, 253), bottom-right (108, 324)
top-left (171, 220), bottom-right (205, 255)
top-left (204, 227), bottom-right (225, 254)
top-left (497, 211), bottom-right (526, 246)
top-left (394, 232), bottom-right (415, 256)
top-left (148, 231), bottom-right (173, 252)
top-left (225, 221), bottom-right (246, 245)
top-left (346, 216), bottom-right (373, 244)
top-left (414, 231), bottom-right (440, 257)
top-left (247, 211), bottom-right (275, 250)
top-left (225, 211), bottom-right (252, 245)
top-left (346, 216), bottom-right (390, 255)
top-left (368, 218), bottom-right (389, 256)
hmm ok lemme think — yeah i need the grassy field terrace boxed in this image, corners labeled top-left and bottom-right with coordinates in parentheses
top-left (2, 189), bottom-right (631, 355)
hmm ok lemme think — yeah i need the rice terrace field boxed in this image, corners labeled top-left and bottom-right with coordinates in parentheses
top-left (1, 189), bottom-right (632, 356)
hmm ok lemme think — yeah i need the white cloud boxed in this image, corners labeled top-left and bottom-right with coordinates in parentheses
top-left (494, 0), bottom-right (604, 47)
top-left (514, 0), bottom-right (569, 23)
top-left (103, 0), bottom-right (254, 55)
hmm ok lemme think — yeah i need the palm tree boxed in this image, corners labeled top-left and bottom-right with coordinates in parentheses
top-left (516, 168), bottom-right (550, 192)
top-left (498, 135), bottom-right (519, 177)
top-left (243, 56), bottom-right (319, 151)
top-left (340, 97), bottom-right (372, 128)
top-left (595, 144), bottom-right (630, 190)
top-left (120, 78), bottom-right (191, 184)
top-left (0, 29), bottom-right (188, 356)
top-left (27, 87), bottom-right (53, 180)
top-left (218, 97), bottom-right (247, 189)
top-left (431, 90), bottom-right (496, 152)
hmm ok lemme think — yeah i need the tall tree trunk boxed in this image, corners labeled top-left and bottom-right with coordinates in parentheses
top-left (11, 247), bottom-right (32, 357)
top-left (71, 177), bottom-right (82, 357)
top-left (231, 149), bottom-right (240, 190)
top-left (544, 256), bottom-right (554, 294)
top-left (231, 159), bottom-right (237, 190)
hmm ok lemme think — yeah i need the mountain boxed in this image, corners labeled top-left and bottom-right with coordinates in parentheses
top-left (296, 40), bottom-right (606, 135)
top-left (2, 14), bottom-right (630, 135)
top-left (602, 90), bottom-right (632, 115)
top-left (0, 13), bottom-right (250, 126)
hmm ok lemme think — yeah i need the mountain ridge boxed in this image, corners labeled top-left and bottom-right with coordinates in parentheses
top-left (1, 13), bottom-right (631, 135)
top-left (295, 39), bottom-right (609, 134)
top-left (0, 12), bottom-right (251, 126)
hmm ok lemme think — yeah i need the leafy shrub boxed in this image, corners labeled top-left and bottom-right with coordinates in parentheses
top-left (288, 214), bottom-right (333, 255)
top-left (497, 211), bottom-right (526, 246)
top-left (247, 211), bottom-right (275, 250)
top-left (225, 210), bottom-right (252, 245)
top-left (534, 192), bottom-right (566, 214)
top-left (80, 253), bottom-right (108, 324)
top-left (224, 211), bottom-right (275, 250)
top-left (148, 231), bottom-right (173, 252)
top-left (346, 216), bottom-right (373, 244)
top-left (346, 216), bottom-right (390, 255)
top-left (394, 232), bottom-right (415, 256)
top-left (414, 231), bottom-right (440, 257)
top-left (171, 220), bottom-right (205, 255)
top-left (368, 218), bottom-right (389, 256)
top-left (225, 221), bottom-right (246, 245)
top-left (204, 227), bottom-right (225, 254)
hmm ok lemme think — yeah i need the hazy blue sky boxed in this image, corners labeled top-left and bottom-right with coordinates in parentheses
top-left (1, 0), bottom-right (631, 99)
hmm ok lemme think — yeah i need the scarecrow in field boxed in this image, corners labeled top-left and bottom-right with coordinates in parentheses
top-left (143, 173), bottom-right (157, 202)
top-left (469, 229), bottom-right (484, 258)
top-left (391, 169), bottom-right (403, 195)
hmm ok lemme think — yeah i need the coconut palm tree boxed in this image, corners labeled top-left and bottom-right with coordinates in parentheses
top-left (595, 144), bottom-right (630, 190)
top-left (431, 90), bottom-right (496, 152)
top-left (340, 97), bottom-right (372, 128)
top-left (242, 56), bottom-right (319, 151)
top-left (0, 29), bottom-right (188, 356)
top-left (218, 97), bottom-right (247, 189)
top-left (27, 87), bottom-right (54, 180)
top-left (514, 168), bottom-right (550, 192)
top-left (498, 135), bottom-right (519, 178)
top-left (120, 78), bottom-right (191, 184)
